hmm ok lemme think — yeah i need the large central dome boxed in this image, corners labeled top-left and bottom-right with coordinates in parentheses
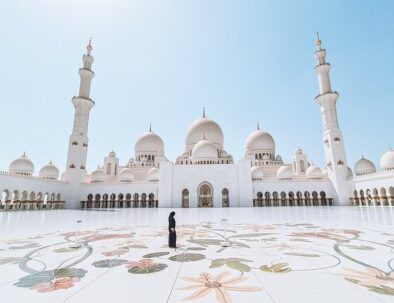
top-left (135, 131), bottom-right (164, 154)
top-left (245, 129), bottom-right (275, 152)
top-left (186, 116), bottom-right (224, 151)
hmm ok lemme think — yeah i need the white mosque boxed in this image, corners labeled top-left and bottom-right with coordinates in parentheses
top-left (1, 36), bottom-right (394, 210)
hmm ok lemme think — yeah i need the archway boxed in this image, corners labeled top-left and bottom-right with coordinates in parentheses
top-left (280, 191), bottom-right (286, 206)
top-left (182, 189), bottom-right (189, 208)
top-left (273, 191), bottom-right (279, 206)
top-left (389, 187), bottom-right (394, 206)
top-left (373, 188), bottom-right (380, 206)
top-left (256, 192), bottom-right (263, 207)
top-left (110, 193), bottom-right (116, 208)
top-left (288, 191), bottom-right (294, 206)
top-left (22, 191), bottom-right (28, 201)
top-left (296, 191), bottom-right (302, 206)
top-left (222, 188), bottom-right (229, 207)
top-left (148, 193), bottom-right (154, 207)
top-left (359, 190), bottom-right (365, 206)
top-left (133, 193), bottom-right (139, 208)
top-left (312, 191), bottom-right (318, 205)
top-left (118, 193), bottom-right (124, 208)
top-left (95, 194), bottom-right (101, 208)
top-left (141, 193), bottom-right (147, 208)
top-left (12, 190), bottom-right (19, 203)
top-left (1, 190), bottom-right (9, 208)
top-left (265, 192), bottom-right (271, 206)
top-left (304, 191), bottom-right (311, 206)
top-left (103, 194), bottom-right (109, 208)
top-left (353, 190), bottom-right (359, 206)
top-left (380, 188), bottom-right (388, 206)
top-left (87, 194), bottom-right (93, 208)
top-left (320, 191), bottom-right (327, 206)
top-left (366, 189), bottom-right (372, 206)
top-left (198, 182), bottom-right (213, 207)
top-left (126, 193), bottom-right (132, 208)
top-left (43, 193), bottom-right (49, 207)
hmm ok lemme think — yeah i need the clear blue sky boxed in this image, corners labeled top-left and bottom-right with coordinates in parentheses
top-left (0, 0), bottom-right (393, 173)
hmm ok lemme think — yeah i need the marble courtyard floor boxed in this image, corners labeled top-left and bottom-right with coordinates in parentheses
top-left (0, 207), bottom-right (393, 303)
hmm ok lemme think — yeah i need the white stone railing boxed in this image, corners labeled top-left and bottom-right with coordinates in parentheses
top-left (0, 171), bottom-right (67, 184)
top-left (0, 201), bottom-right (66, 211)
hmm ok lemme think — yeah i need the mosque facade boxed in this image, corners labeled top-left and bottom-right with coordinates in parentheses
top-left (1, 37), bottom-right (394, 209)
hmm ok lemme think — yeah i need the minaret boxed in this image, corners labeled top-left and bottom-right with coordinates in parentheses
top-left (314, 34), bottom-right (350, 205)
top-left (63, 39), bottom-right (95, 181)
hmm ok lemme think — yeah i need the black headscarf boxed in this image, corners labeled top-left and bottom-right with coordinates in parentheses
top-left (169, 211), bottom-right (175, 220)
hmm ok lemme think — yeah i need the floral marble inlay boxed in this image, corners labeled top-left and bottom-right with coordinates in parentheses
top-left (0, 208), bottom-right (393, 302)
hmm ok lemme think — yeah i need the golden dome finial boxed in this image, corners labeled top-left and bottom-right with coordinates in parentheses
top-left (315, 32), bottom-right (322, 50)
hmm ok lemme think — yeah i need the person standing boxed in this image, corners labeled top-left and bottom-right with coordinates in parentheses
top-left (168, 211), bottom-right (176, 248)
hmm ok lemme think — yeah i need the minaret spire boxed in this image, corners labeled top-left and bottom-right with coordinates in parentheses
top-left (87, 37), bottom-right (92, 55)
top-left (64, 40), bottom-right (96, 181)
top-left (314, 35), bottom-right (349, 205)
top-left (257, 121), bottom-right (260, 130)
top-left (202, 107), bottom-right (206, 118)
top-left (149, 123), bottom-right (152, 132)
top-left (315, 32), bottom-right (322, 51)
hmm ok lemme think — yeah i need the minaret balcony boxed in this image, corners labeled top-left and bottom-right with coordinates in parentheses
top-left (72, 96), bottom-right (95, 105)
top-left (314, 91), bottom-right (339, 101)
top-left (314, 62), bottom-right (330, 69)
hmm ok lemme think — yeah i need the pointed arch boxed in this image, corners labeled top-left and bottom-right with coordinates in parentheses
top-left (141, 193), bottom-right (147, 207)
top-left (197, 182), bottom-right (213, 207)
top-left (94, 194), bottom-right (101, 208)
top-left (222, 188), bottom-right (229, 207)
top-left (182, 189), bottom-right (189, 208)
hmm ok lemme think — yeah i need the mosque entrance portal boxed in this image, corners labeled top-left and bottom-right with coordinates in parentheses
top-left (198, 183), bottom-right (213, 207)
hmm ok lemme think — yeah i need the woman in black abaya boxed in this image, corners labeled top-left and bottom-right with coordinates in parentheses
top-left (168, 211), bottom-right (176, 248)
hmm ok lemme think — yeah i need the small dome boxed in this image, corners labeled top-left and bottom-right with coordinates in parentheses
top-left (135, 131), bottom-right (164, 154)
top-left (322, 169), bottom-right (328, 177)
top-left (347, 166), bottom-right (353, 177)
top-left (276, 155), bottom-right (283, 162)
top-left (354, 156), bottom-right (376, 176)
top-left (9, 153), bottom-right (34, 176)
top-left (245, 129), bottom-right (275, 152)
top-left (277, 165), bottom-right (293, 179)
top-left (186, 116), bottom-right (224, 150)
top-left (91, 167), bottom-right (105, 182)
top-left (191, 139), bottom-right (218, 159)
top-left (108, 150), bottom-right (116, 157)
top-left (119, 168), bottom-right (135, 182)
top-left (306, 165), bottom-right (322, 179)
top-left (294, 148), bottom-right (303, 154)
top-left (147, 167), bottom-right (159, 181)
top-left (39, 161), bottom-right (59, 180)
top-left (251, 166), bottom-right (264, 179)
top-left (380, 149), bottom-right (394, 171)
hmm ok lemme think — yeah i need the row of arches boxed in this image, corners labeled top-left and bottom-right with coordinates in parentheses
top-left (181, 185), bottom-right (230, 207)
top-left (254, 153), bottom-right (274, 160)
top-left (1, 189), bottom-right (64, 210)
top-left (179, 160), bottom-right (231, 165)
top-left (81, 193), bottom-right (158, 209)
top-left (352, 187), bottom-right (394, 206)
top-left (253, 191), bottom-right (332, 207)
